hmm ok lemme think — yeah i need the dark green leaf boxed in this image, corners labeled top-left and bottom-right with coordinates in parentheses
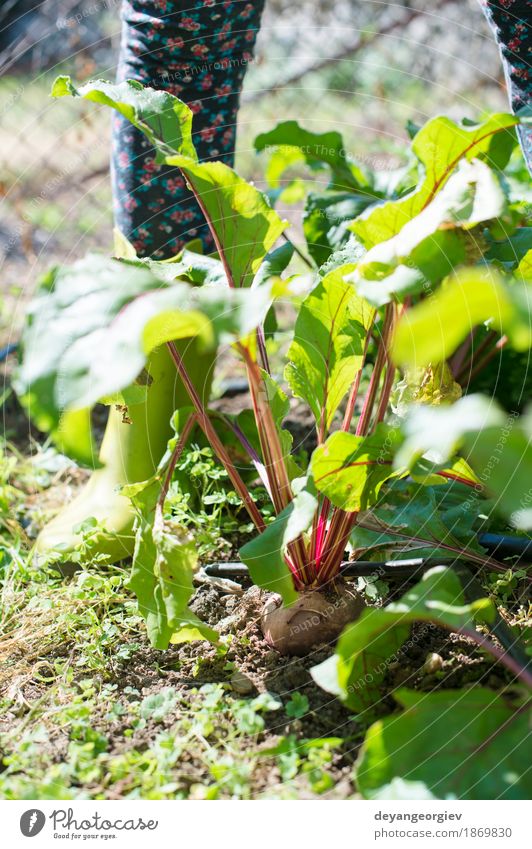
top-left (303, 192), bottom-right (375, 266)
top-left (396, 395), bottom-right (532, 529)
top-left (486, 227), bottom-right (532, 271)
top-left (352, 477), bottom-right (486, 560)
top-left (252, 241), bottom-right (294, 287)
top-left (240, 482), bottom-right (318, 606)
top-left (356, 688), bottom-right (531, 799)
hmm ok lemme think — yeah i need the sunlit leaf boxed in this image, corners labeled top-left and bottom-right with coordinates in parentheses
top-left (392, 269), bottom-right (532, 368)
top-left (53, 76), bottom-right (287, 290)
top-left (52, 76), bottom-right (196, 162)
top-left (349, 160), bottom-right (506, 306)
top-left (311, 425), bottom-right (403, 511)
top-left (166, 155), bottom-right (288, 288)
top-left (286, 267), bottom-right (373, 432)
top-left (351, 113), bottom-right (518, 247)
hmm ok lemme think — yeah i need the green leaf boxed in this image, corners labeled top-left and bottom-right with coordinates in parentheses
top-left (168, 610), bottom-right (219, 645)
top-left (392, 269), bottom-right (532, 368)
top-left (130, 249), bottom-right (226, 287)
top-left (15, 255), bottom-right (273, 462)
top-left (165, 155), bottom-right (287, 288)
top-left (356, 688), bottom-right (531, 799)
top-left (252, 241), bottom-right (294, 287)
top-left (252, 242), bottom-right (294, 337)
top-left (285, 267), bottom-right (373, 432)
top-left (349, 160), bottom-right (505, 307)
top-left (317, 236), bottom-right (366, 277)
top-left (351, 113), bottom-right (518, 247)
top-left (303, 192), bottom-right (375, 266)
top-left (254, 120), bottom-right (372, 191)
top-left (240, 483), bottom-right (318, 606)
top-left (285, 693), bottom-right (310, 718)
top-left (396, 395), bottom-right (532, 529)
top-left (517, 246), bottom-right (532, 279)
top-left (52, 76), bottom-right (196, 163)
top-left (486, 227), bottom-right (532, 271)
top-left (311, 566), bottom-right (495, 713)
top-left (14, 255), bottom-right (163, 464)
top-left (351, 477), bottom-right (485, 561)
top-left (128, 484), bottom-right (216, 650)
top-left (54, 77), bottom-right (287, 290)
top-left (139, 688), bottom-right (179, 721)
top-left (311, 425), bottom-right (403, 512)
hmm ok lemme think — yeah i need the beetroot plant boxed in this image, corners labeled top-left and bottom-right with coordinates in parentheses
top-left (16, 77), bottom-right (532, 661)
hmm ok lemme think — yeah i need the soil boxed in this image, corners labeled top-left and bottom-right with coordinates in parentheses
top-left (54, 580), bottom-right (513, 799)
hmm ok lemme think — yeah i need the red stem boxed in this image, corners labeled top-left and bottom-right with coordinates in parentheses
top-left (166, 342), bottom-right (265, 532)
top-left (454, 627), bottom-right (532, 689)
top-left (374, 359), bottom-right (395, 428)
top-left (464, 335), bottom-right (508, 386)
top-left (356, 304), bottom-right (394, 436)
top-left (157, 413), bottom-right (197, 510)
top-left (317, 304), bottom-right (396, 582)
top-left (341, 313), bottom-right (375, 432)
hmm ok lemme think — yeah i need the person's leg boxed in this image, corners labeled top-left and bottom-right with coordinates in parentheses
top-left (479, 0), bottom-right (531, 170)
top-left (37, 1), bottom-right (265, 562)
top-left (113, 0), bottom-right (265, 258)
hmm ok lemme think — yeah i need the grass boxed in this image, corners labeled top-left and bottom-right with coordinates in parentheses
top-left (1, 421), bottom-right (529, 800)
top-left (0, 430), bottom-right (359, 800)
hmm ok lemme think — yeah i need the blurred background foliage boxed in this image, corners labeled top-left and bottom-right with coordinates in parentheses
top-left (0, 0), bottom-right (509, 344)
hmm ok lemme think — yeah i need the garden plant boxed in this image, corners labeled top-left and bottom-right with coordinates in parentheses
top-left (12, 76), bottom-right (532, 798)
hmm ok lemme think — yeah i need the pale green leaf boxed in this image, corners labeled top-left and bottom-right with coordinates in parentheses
top-left (351, 113), bottom-right (518, 247)
top-left (285, 267), bottom-right (373, 432)
top-left (349, 160), bottom-right (506, 306)
top-left (392, 269), bottom-right (532, 368)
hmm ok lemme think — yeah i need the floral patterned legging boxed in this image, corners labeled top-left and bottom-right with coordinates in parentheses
top-left (112, 1), bottom-right (531, 260)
